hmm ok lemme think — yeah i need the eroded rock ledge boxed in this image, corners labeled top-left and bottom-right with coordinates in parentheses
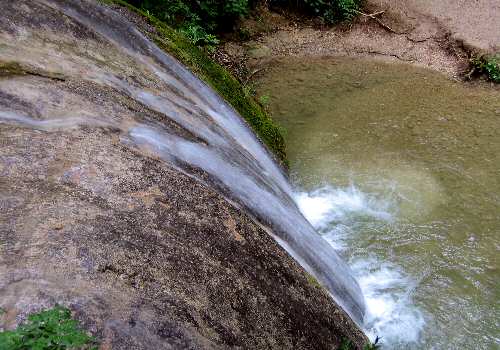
top-left (0, 0), bottom-right (367, 348)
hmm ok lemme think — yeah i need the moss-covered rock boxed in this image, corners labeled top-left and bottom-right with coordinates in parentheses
top-left (0, 61), bottom-right (26, 77)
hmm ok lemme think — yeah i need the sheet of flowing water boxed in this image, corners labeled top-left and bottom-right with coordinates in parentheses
top-left (256, 57), bottom-right (500, 349)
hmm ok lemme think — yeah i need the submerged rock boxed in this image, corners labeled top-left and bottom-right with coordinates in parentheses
top-left (0, 0), bottom-right (367, 348)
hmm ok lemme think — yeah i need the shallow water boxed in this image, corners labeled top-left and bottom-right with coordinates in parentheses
top-left (257, 57), bottom-right (500, 349)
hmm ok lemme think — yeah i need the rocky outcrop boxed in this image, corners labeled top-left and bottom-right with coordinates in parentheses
top-left (0, 0), bottom-right (367, 348)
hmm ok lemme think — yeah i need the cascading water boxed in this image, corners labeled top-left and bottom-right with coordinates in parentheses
top-left (294, 186), bottom-right (425, 347)
top-left (0, 0), bottom-right (366, 325)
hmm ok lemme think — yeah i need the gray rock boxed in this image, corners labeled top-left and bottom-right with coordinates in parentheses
top-left (0, 0), bottom-right (368, 348)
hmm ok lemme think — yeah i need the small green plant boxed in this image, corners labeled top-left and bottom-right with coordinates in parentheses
top-left (0, 306), bottom-right (97, 350)
top-left (242, 84), bottom-right (256, 98)
top-left (238, 27), bottom-right (252, 41)
top-left (258, 94), bottom-right (271, 107)
top-left (338, 336), bottom-right (381, 350)
top-left (270, 0), bottom-right (361, 23)
top-left (305, 0), bottom-right (359, 22)
top-left (339, 338), bottom-right (354, 350)
top-left (471, 54), bottom-right (500, 83)
top-left (179, 23), bottom-right (220, 52)
top-left (363, 337), bottom-right (381, 350)
top-left (126, 0), bottom-right (249, 49)
top-left (305, 272), bottom-right (323, 289)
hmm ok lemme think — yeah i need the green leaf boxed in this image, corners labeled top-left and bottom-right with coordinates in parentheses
top-left (0, 306), bottom-right (97, 350)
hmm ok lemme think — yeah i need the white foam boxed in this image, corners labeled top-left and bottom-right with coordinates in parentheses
top-left (295, 185), bottom-right (425, 348)
top-left (295, 186), bottom-right (393, 228)
top-left (353, 259), bottom-right (425, 346)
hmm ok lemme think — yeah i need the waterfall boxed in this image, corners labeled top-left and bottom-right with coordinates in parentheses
top-left (1, 0), bottom-right (366, 325)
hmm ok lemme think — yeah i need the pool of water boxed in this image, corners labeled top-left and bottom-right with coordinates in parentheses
top-left (256, 57), bottom-right (500, 349)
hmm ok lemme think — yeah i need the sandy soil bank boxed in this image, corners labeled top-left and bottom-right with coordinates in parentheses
top-left (217, 0), bottom-right (499, 80)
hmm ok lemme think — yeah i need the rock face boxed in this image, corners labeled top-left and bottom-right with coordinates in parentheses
top-left (0, 0), bottom-right (367, 349)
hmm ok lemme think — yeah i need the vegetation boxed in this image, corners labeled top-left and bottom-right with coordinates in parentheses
top-left (471, 54), bottom-right (500, 83)
top-left (258, 94), bottom-right (270, 108)
top-left (0, 62), bottom-right (25, 77)
top-left (125, 0), bottom-right (250, 51)
top-left (305, 272), bottom-right (323, 289)
top-left (270, 0), bottom-right (361, 22)
top-left (0, 306), bottom-right (97, 350)
top-left (123, 0), bottom-right (360, 50)
top-left (338, 336), bottom-right (381, 350)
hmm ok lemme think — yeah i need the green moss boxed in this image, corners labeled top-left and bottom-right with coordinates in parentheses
top-left (339, 337), bottom-right (381, 350)
top-left (0, 61), bottom-right (66, 81)
top-left (269, 0), bottom-right (360, 23)
top-left (305, 272), bottom-right (323, 289)
top-left (0, 61), bottom-right (27, 77)
top-left (99, 0), bottom-right (287, 164)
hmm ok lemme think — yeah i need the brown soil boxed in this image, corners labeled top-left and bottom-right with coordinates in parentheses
top-left (217, 1), bottom-right (500, 81)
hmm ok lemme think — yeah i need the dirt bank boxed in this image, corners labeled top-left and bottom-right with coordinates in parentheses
top-left (217, 0), bottom-right (499, 80)
top-left (371, 0), bottom-right (500, 53)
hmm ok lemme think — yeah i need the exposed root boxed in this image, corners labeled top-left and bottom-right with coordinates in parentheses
top-left (244, 67), bottom-right (265, 85)
top-left (355, 9), bottom-right (433, 44)
top-left (465, 66), bottom-right (476, 80)
top-left (364, 49), bottom-right (414, 62)
top-left (354, 9), bottom-right (406, 35)
top-left (405, 35), bottom-right (432, 43)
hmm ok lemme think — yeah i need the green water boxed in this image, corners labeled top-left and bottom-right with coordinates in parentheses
top-left (257, 57), bottom-right (500, 349)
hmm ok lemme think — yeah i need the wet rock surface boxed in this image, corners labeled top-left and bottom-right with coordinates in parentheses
top-left (0, 0), bottom-right (367, 349)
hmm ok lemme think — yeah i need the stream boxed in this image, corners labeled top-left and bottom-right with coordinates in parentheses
top-left (256, 57), bottom-right (500, 349)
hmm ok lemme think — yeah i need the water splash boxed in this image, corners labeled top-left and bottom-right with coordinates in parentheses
top-left (353, 259), bottom-right (425, 346)
top-left (294, 186), bottom-right (425, 348)
top-left (295, 186), bottom-right (393, 227)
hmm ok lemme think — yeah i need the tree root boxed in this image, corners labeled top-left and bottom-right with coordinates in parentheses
top-left (244, 67), bottom-right (265, 85)
top-left (354, 10), bottom-right (406, 35)
top-left (354, 9), bottom-right (433, 44)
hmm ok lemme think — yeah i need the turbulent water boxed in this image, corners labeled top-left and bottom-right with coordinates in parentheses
top-left (257, 57), bottom-right (500, 349)
top-left (0, 0), bottom-right (366, 326)
top-left (294, 187), bottom-right (425, 346)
